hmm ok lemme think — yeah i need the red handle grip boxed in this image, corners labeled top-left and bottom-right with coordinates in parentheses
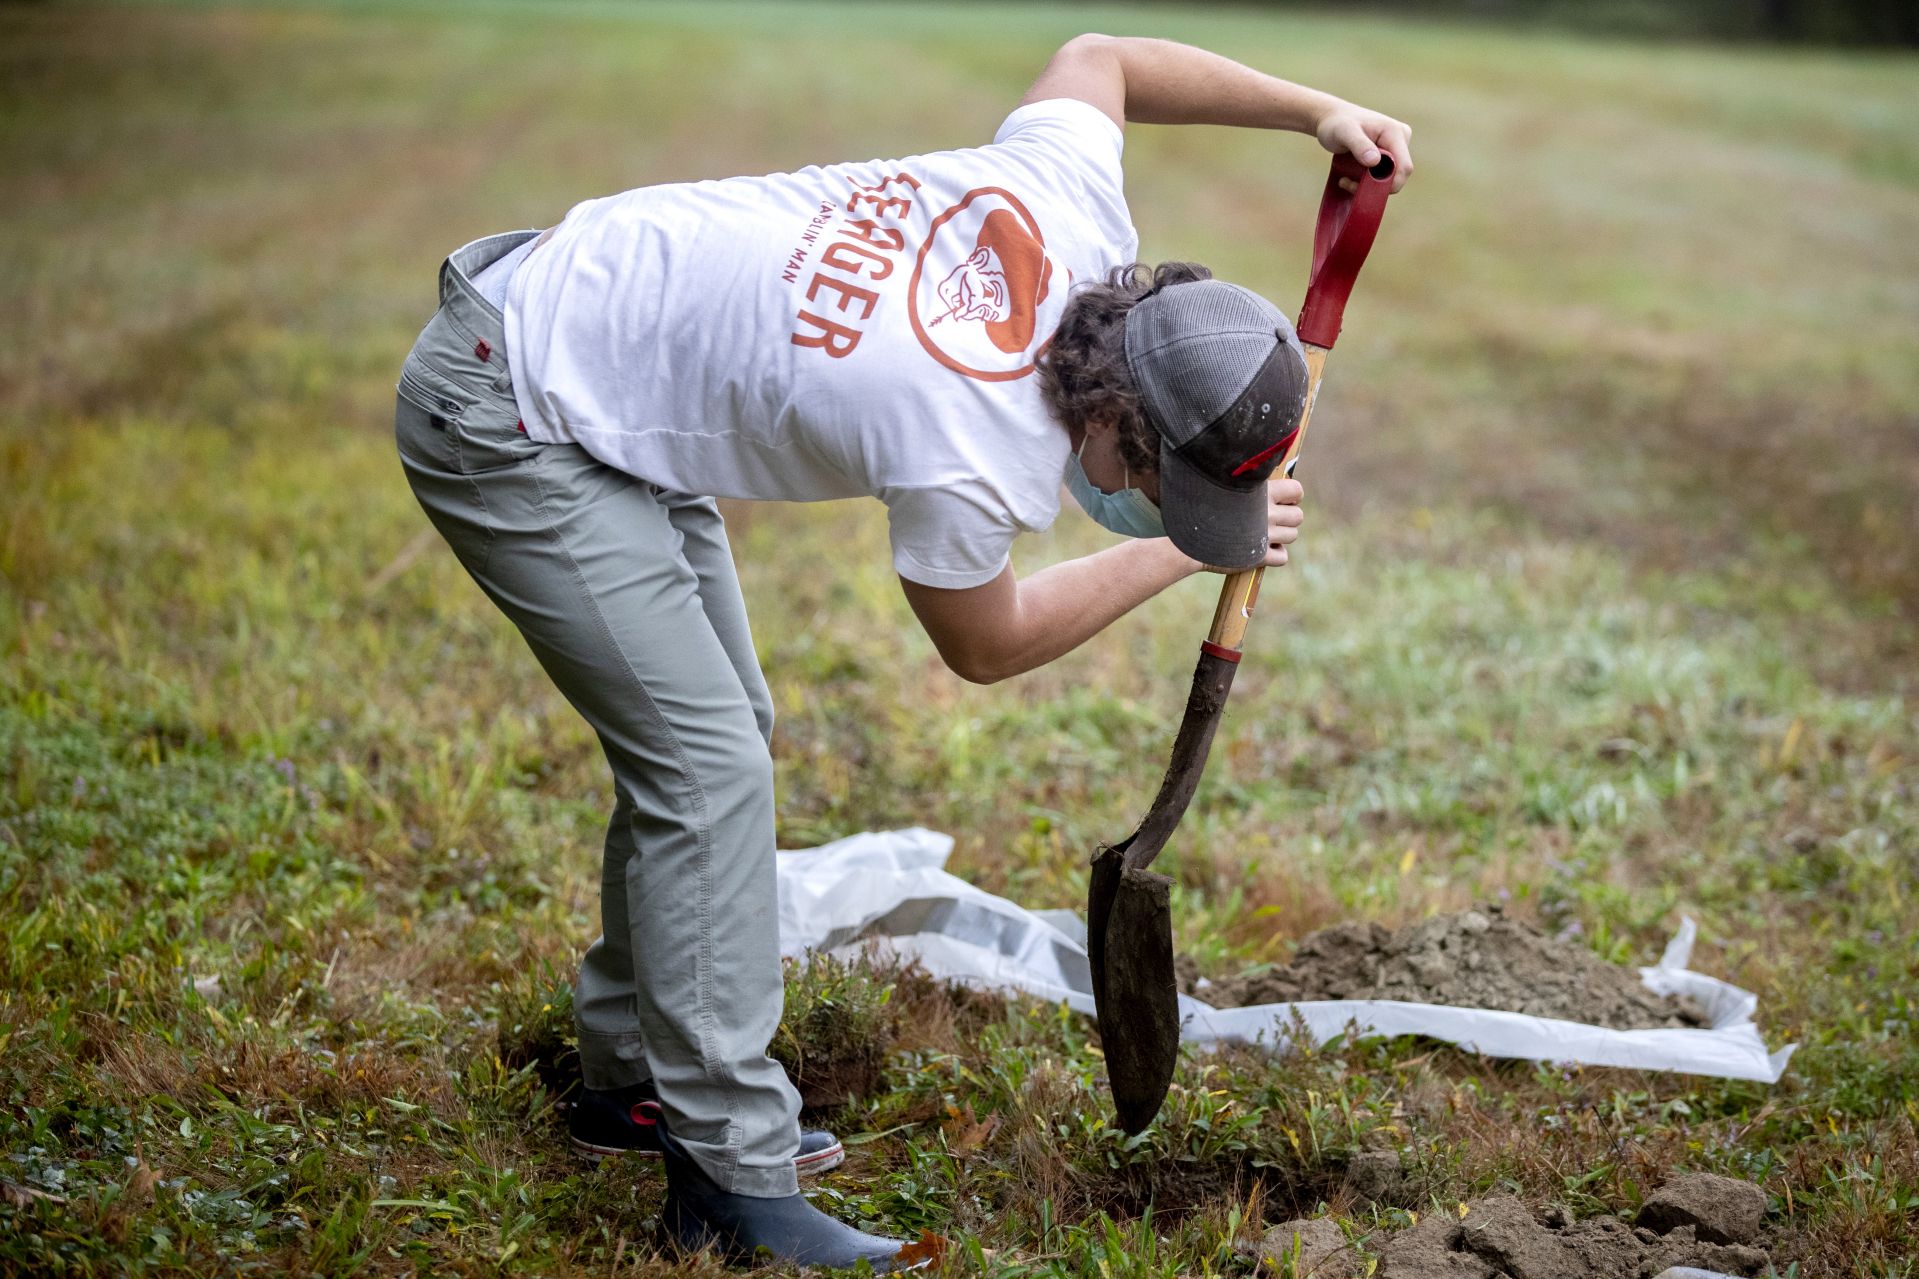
top-left (1295, 151), bottom-right (1395, 349)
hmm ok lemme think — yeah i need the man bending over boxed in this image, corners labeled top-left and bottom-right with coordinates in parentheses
top-left (393, 31), bottom-right (1411, 1272)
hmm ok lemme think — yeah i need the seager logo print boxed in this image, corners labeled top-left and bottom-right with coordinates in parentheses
top-left (909, 188), bottom-right (1067, 382)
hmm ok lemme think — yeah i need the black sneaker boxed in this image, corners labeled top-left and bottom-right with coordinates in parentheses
top-left (568, 1083), bottom-right (846, 1176)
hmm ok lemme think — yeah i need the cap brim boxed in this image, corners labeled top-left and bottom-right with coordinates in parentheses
top-left (1156, 441), bottom-right (1269, 571)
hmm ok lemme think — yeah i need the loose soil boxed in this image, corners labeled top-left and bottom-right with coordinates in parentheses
top-left (1255, 1174), bottom-right (1774, 1277)
top-left (1376, 1178), bottom-right (1773, 1278)
top-left (1190, 906), bottom-right (1708, 1030)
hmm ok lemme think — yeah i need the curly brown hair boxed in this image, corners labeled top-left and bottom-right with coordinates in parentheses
top-left (1036, 261), bottom-right (1213, 475)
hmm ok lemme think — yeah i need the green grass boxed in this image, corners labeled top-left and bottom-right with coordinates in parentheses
top-left (2, 1), bottom-right (1916, 1274)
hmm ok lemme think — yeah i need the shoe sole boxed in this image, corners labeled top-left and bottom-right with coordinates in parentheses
top-left (571, 1135), bottom-right (846, 1177)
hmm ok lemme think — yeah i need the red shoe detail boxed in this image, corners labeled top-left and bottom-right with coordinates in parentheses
top-left (630, 1100), bottom-right (662, 1127)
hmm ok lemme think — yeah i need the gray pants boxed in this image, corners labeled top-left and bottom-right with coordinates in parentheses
top-left (394, 231), bottom-right (801, 1197)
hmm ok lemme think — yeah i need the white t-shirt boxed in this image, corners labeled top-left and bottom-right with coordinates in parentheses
top-left (504, 99), bottom-right (1138, 589)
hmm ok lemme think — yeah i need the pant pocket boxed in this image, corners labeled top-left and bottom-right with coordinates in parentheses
top-left (394, 393), bottom-right (455, 471)
top-left (398, 358), bottom-right (538, 474)
top-left (449, 410), bottom-right (542, 473)
top-left (397, 362), bottom-right (467, 422)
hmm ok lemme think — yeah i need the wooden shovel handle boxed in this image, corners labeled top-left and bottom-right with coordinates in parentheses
top-left (1206, 344), bottom-right (1329, 651)
top-left (1206, 150), bottom-right (1394, 653)
top-left (1124, 153), bottom-right (1394, 874)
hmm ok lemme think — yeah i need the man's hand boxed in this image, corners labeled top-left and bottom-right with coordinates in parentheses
top-left (1261, 475), bottom-right (1307, 568)
top-left (1193, 476), bottom-right (1305, 573)
top-left (1314, 103), bottom-right (1414, 193)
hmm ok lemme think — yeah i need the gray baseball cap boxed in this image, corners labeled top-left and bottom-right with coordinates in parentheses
top-left (1124, 280), bottom-right (1310, 569)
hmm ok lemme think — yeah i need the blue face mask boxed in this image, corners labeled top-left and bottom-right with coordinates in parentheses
top-left (1065, 438), bottom-right (1166, 539)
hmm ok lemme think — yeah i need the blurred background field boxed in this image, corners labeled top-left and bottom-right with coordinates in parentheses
top-left (1, 1), bottom-right (1915, 1274)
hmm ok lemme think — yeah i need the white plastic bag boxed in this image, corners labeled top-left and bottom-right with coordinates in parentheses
top-left (775, 829), bottom-right (1793, 1083)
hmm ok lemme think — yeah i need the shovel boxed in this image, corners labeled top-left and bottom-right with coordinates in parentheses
top-left (1089, 150), bottom-right (1398, 1134)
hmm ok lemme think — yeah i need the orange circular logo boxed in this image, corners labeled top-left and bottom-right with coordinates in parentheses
top-left (907, 187), bottom-right (1068, 382)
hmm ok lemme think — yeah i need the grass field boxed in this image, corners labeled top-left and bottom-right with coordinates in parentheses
top-left (2, 1), bottom-right (1916, 1274)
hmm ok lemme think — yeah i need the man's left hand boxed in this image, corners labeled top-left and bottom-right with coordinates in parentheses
top-left (1314, 103), bottom-right (1414, 193)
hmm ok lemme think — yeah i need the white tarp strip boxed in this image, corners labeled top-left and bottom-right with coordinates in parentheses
top-left (775, 829), bottom-right (1794, 1084)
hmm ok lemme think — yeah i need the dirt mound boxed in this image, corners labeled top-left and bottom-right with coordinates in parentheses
top-left (1377, 1176), bottom-right (1773, 1277)
top-left (1192, 906), bottom-right (1708, 1030)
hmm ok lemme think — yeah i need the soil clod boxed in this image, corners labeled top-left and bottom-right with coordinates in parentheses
top-left (1193, 906), bottom-right (1708, 1030)
top-left (1637, 1173), bottom-right (1769, 1246)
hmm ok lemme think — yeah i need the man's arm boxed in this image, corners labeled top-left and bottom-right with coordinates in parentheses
top-left (902, 479), bottom-right (1304, 685)
top-left (1023, 34), bottom-right (1414, 191)
top-left (902, 539), bottom-right (1192, 686)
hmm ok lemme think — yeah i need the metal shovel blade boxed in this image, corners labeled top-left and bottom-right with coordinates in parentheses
top-left (1086, 840), bottom-right (1126, 1017)
top-left (1088, 648), bottom-right (1240, 1133)
top-left (1095, 861), bottom-right (1180, 1134)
